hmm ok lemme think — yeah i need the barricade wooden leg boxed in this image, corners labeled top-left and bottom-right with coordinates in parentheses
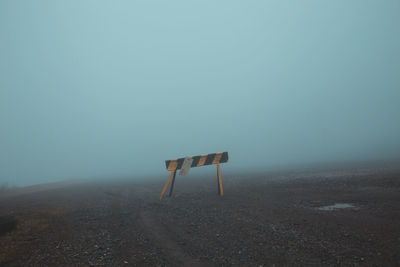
top-left (217, 163), bottom-right (224, 196)
top-left (159, 169), bottom-right (175, 200)
top-left (169, 169), bottom-right (177, 197)
top-left (217, 165), bottom-right (220, 195)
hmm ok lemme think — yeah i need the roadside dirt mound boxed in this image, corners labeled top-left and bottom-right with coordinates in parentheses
top-left (0, 217), bottom-right (17, 236)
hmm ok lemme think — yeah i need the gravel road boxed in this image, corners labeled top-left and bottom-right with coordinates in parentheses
top-left (1, 165), bottom-right (399, 266)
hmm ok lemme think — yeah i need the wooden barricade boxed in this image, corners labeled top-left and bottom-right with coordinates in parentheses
top-left (159, 152), bottom-right (229, 200)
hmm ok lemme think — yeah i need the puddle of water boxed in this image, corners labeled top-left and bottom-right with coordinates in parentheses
top-left (317, 203), bottom-right (357, 211)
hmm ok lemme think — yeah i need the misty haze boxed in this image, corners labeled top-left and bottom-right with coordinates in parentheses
top-left (1, 1), bottom-right (399, 266)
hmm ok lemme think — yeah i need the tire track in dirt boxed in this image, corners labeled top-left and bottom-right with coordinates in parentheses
top-left (139, 211), bottom-right (206, 267)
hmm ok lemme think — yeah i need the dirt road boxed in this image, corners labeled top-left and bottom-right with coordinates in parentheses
top-left (1, 166), bottom-right (399, 266)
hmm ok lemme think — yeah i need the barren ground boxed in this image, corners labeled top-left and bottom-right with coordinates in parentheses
top-left (1, 164), bottom-right (400, 266)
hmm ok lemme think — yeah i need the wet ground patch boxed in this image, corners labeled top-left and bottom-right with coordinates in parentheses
top-left (316, 203), bottom-right (359, 211)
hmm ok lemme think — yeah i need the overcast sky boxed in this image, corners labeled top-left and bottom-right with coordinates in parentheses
top-left (1, 1), bottom-right (399, 186)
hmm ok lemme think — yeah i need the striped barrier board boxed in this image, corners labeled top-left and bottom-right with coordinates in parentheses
top-left (165, 152), bottom-right (229, 171)
top-left (159, 152), bottom-right (229, 200)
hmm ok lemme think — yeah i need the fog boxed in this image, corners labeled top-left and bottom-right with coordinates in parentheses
top-left (1, 1), bottom-right (399, 186)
